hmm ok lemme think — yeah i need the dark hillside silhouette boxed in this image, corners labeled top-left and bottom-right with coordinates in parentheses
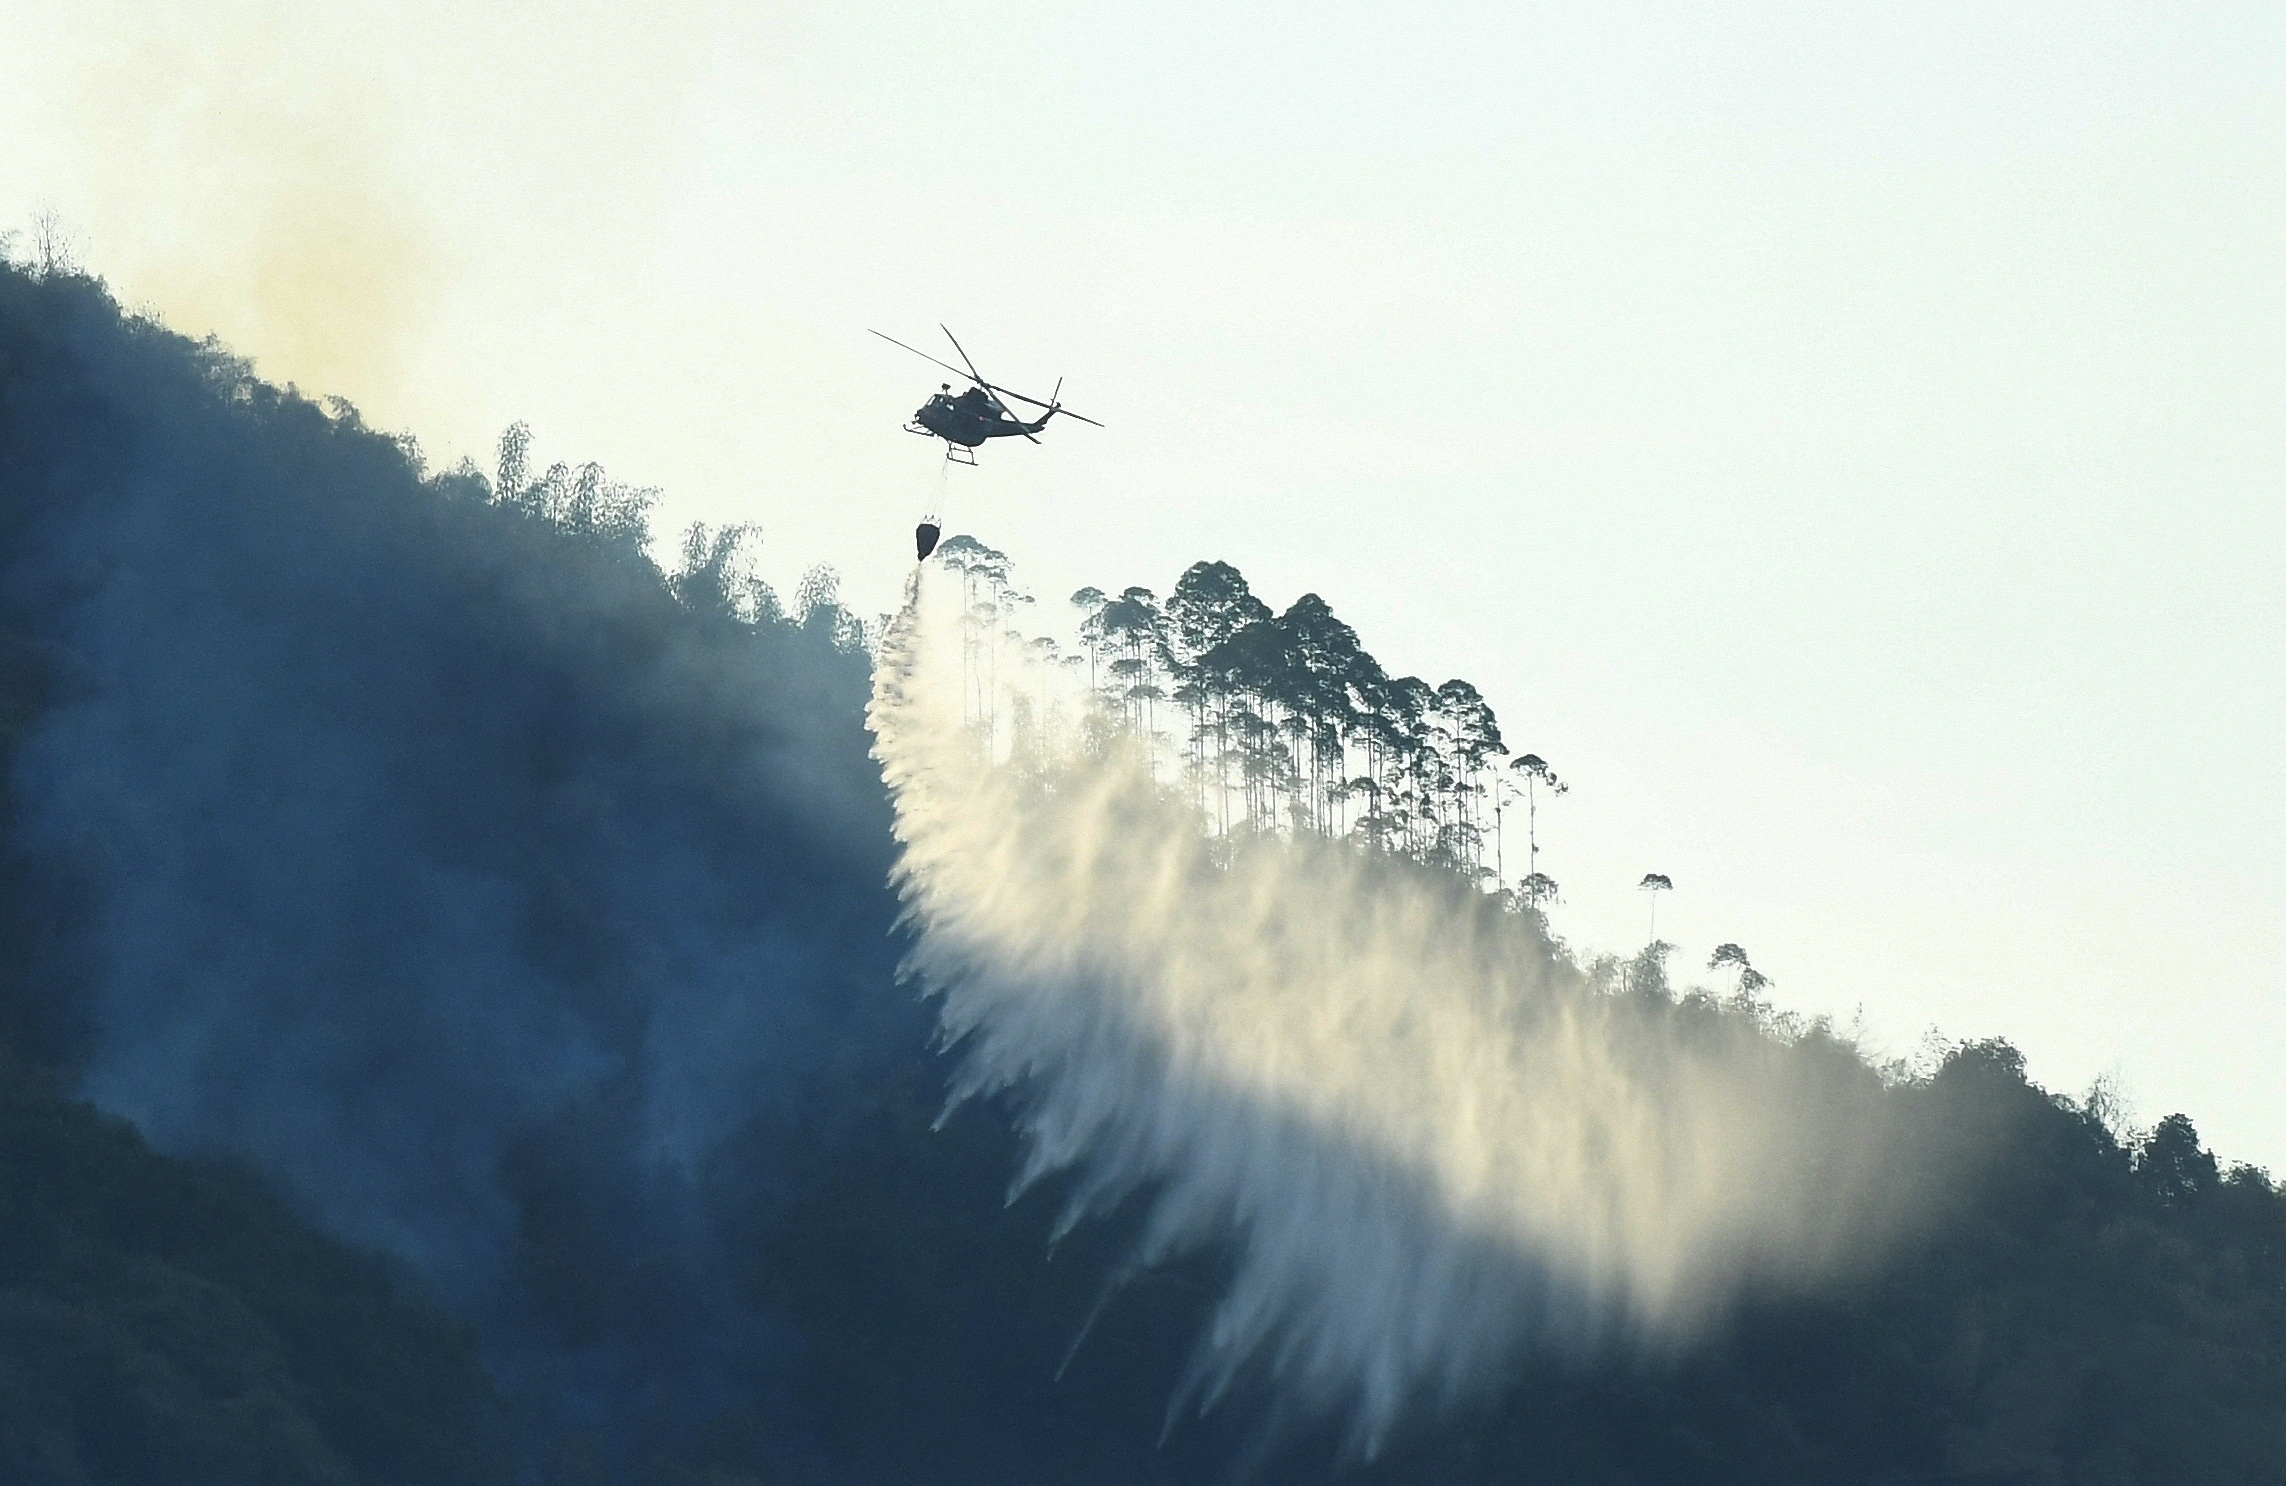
top-left (1, 257), bottom-right (2283, 1483)
top-left (0, 258), bottom-right (922, 1481)
top-left (0, 1057), bottom-right (505, 1485)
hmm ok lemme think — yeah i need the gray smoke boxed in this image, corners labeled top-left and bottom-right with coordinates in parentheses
top-left (0, 280), bottom-right (913, 1465)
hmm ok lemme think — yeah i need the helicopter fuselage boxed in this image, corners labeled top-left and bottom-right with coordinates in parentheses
top-left (911, 395), bottom-right (1049, 448)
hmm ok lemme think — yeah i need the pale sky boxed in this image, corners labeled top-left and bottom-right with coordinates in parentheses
top-left (5, 2), bottom-right (2282, 1168)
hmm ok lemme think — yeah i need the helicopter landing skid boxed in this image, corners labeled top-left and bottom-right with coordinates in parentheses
top-left (902, 422), bottom-right (977, 465)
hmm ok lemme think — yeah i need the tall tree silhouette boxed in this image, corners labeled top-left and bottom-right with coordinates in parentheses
top-left (1276, 593), bottom-right (1368, 834)
top-left (1502, 753), bottom-right (1566, 908)
top-left (1165, 562), bottom-right (1271, 829)
top-left (1638, 872), bottom-right (1673, 947)
top-left (1069, 586), bottom-right (1107, 692)
top-left (1097, 586), bottom-right (1169, 758)
top-left (1708, 942), bottom-right (1771, 996)
top-left (1430, 679), bottom-right (1505, 873)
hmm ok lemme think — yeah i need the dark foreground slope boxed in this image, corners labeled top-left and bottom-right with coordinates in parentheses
top-left (0, 259), bottom-right (925, 1481)
top-left (0, 1060), bottom-right (503, 1485)
top-left (0, 259), bottom-right (1235, 1484)
top-left (2, 260), bottom-right (2284, 1484)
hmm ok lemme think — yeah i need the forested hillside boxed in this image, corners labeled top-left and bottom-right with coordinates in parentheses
top-left (3, 257), bottom-right (2284, 1484)
top-left (0, 1059), bottom-right (504, 1485)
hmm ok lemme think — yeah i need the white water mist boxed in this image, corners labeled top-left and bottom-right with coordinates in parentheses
top-left (869, 566), bottom-right (1931, 1448)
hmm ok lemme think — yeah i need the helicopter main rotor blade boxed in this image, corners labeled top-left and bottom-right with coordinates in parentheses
top-left (869, 329), bottom-right (983, 386)
top-left (940, 324), bottom-right (990, 388)
top-left (879, 326), bottom-right (1103, 428)
top-left (962, 377), bottom-right (1106, 426)
top-left (939, 325), bottom-right (1043, 441)
top-left (976, 367), bottom-right (1105, 427)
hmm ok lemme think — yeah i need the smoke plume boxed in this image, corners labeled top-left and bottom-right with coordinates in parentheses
top-left (871, 564), bottom-right (1936, 1449)
top-left (65, 17), bottom-right (440, 417)
top-left (0, 267), bottom-right (916, 1472)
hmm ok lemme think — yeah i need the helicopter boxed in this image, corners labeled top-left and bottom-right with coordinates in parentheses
top-left (871, 326), bottom-right (1102, 466)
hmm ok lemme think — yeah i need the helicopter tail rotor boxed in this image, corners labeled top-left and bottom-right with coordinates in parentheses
top-left (1027, 374), bottom-right (1102, 428)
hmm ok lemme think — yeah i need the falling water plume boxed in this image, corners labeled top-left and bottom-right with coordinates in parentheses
top-left (868, 561), bottom-right (1936, 1450)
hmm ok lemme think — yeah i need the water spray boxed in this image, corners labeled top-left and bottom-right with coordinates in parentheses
top-left (870, 561), bottom-right (1939, 1449)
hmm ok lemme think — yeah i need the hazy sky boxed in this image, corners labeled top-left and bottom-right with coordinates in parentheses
top-left (5, 2), bottom-right (2281, 1167)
